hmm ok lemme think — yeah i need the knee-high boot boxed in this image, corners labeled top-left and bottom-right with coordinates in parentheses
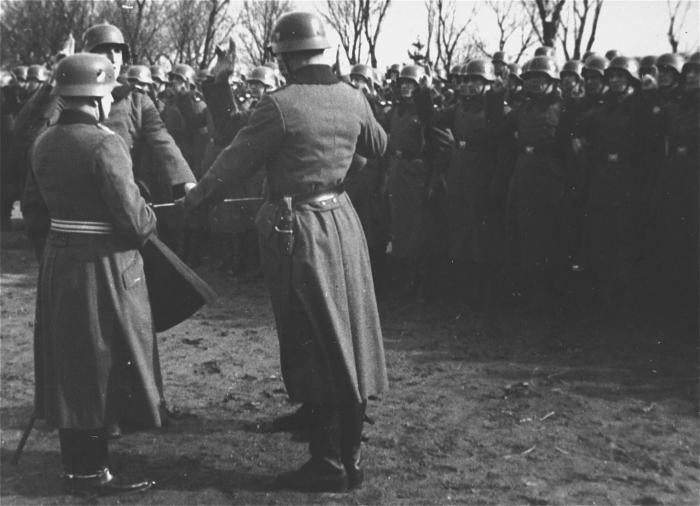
top-left (340, 401), bottom-right (366, 489)
top-left (59, 429), bottom-right (153, 496)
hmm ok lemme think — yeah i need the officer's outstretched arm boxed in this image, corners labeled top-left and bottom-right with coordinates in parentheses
top-left (184, 94), bottom-right (284, 214)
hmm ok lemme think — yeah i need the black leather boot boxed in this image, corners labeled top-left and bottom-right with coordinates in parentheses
top-left (275, 404), bottom-right (348, 492)
top-left (341, 401), bottom-right (366, 490)
top-left (59, 429), bottom-right (154, 496)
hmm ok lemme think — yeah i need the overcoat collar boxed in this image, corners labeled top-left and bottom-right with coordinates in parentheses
top-left (289, 65), bottom-right (339, 85)
top-left (57, 109), bottom-right (98, 126)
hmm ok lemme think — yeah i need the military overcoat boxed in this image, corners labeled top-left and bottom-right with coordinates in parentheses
top-left (577, 91), bottom-right (657, 285)
top-left (651, 90), bottom-right (698, 292)
top-left (22, 110), bottom-right (162, 429)
top-left (505, 91), bottom-right (569, 273)
top-left (434, 92), bottom-right (507, 263)
top-left (385, 100), bottom-right (431, 259)
top-left (185, 65), bottom-right (388, 404)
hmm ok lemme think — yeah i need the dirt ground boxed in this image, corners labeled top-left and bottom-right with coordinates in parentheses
top-left (1, 225), bottom-right (698, 505)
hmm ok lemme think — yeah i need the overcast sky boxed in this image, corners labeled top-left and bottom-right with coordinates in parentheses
top-left (292, 0), bottom-right (699, 70)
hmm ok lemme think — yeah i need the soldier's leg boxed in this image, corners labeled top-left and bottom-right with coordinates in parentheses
top-left (59, 429), bottom-right (153, 496)
top-left (275, 403), bottom-right (347, 492)
top-left (340, 400), bottom-right (366, 490)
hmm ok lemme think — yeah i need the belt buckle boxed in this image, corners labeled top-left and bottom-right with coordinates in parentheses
top-left (525, 146), bottom-right (535, 155)
top-left (607, 153), bottom-right (619, 162)
top-left (676, 146), bottom-right (688, 156)
top-left (394, 150), bottom-right (403, 158)
top-left (458, 141), bottom-right (467, 150)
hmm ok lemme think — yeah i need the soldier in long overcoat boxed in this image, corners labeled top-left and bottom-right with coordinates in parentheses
top-left (385, 64), bottom-right (435, 294)
top-left (432, 59), bottom-right (508, 301)
top-left (504, 56), bottom-right (569, 305)
top-left (21, 54), bottom-right (157, 496)
top-left (650, 53), bottom-right (698, 315)
top-left (184, 11), bottom-right (388, 493)
top-left (19, 24), bottom-right (197, 436)
top-left (576, 57), bottom-right (659, 310)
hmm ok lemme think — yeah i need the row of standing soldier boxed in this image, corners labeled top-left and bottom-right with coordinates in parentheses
top-left (5, 43), bottom-right (697, 320)
top-left (348, 50), bottom-right (698, 321)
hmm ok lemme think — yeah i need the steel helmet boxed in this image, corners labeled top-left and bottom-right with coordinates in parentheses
top-left (398, 64), bottom-right (425, 86)
top-left (247, 65), bottom-right (277, 88)
top-left (492, 51), bottom-right (507, 64)
top-left (582, 54), bottom-right (608, 78)
top-left (126, 65), bottom-right (153, 85)
top-left (270, 11), bottom-right (330, 55)
top-left (561, 60), bottom-right (584, 80)
top-left (656, 53), bottom-right (685, 75)
top-left (52, 53), bottom-right (118, 97)
top-left (389, 63), bottom-right (402, 73)
top-left (522, 56), bottom-right (559, 81)
top-left (448, 64), bottom-right (462, 77)
top-left (13, 65), bottom-right (28, 81)
top-left (682, 52), bottom-right (700, 74)
top-left (27, 64), bottom-right (49, 82)
top-left (150, 65), bottom-right (167, 84)
top-left (507, 62), bottom-right (523, 84)
top-left (169, 63), bottom-right (196, 87)
top-left (605, 49), bottom-right (621, 61)
top-left (534, 46), bottom-right (556, 58)
top-left (605, 56), bottom-right (640, 84)
top-left (350, 64), bottom-right (374, 86)
top-left (0, 69), bottom-right (14, 87)
top-left (464, 59), bottom-right (495, 82)
top-left (639, 55), bottom-right (658, 72)
top-left (82, 23), bottom-right (130, 61)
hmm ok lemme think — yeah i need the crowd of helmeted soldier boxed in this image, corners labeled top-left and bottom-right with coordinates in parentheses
top-left (1, 42), bottom-right (698, 319)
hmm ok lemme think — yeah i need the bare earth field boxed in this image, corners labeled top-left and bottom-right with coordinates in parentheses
top-left (1, 227), bottom-right (698, 505)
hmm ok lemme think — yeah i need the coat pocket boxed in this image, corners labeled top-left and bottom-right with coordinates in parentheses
top-left (121, 252), bottom-right (145, 290)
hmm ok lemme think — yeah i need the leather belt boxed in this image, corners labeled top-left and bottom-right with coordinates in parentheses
top-left (293, 192), bottom-right (340, 207)
top-left (269, 186), bottom-right (342, 207)
top-left (50, 219), bottom-right (114, 234)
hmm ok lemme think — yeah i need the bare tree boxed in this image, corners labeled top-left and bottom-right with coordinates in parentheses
top-left (104, 0), bottom-right (170, 64)
top-left (522, 0), bottom-right (567, 48)
top-left (239, 0), bottom-right (291, 65)
top-left (474, 0), bottom-right (536, 62)
top-left (0, 0), bottom-right (104, 65)
top-left (434, 0), bottom-right (473, 72)
top-left (198, 0), bottom-right (234, 69)
top-left (424, 0), bottom-right (438, 64)
top-left (166, 0), bottom-right (234, 68)
top-left (666, 0), bottom-right (692, 53)
top-left (361, 0), bottom-right (391, 68)
top-left (559, 0), bottom-right (604, 60)
top-left (322, 0), bottom-right (364, 65)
